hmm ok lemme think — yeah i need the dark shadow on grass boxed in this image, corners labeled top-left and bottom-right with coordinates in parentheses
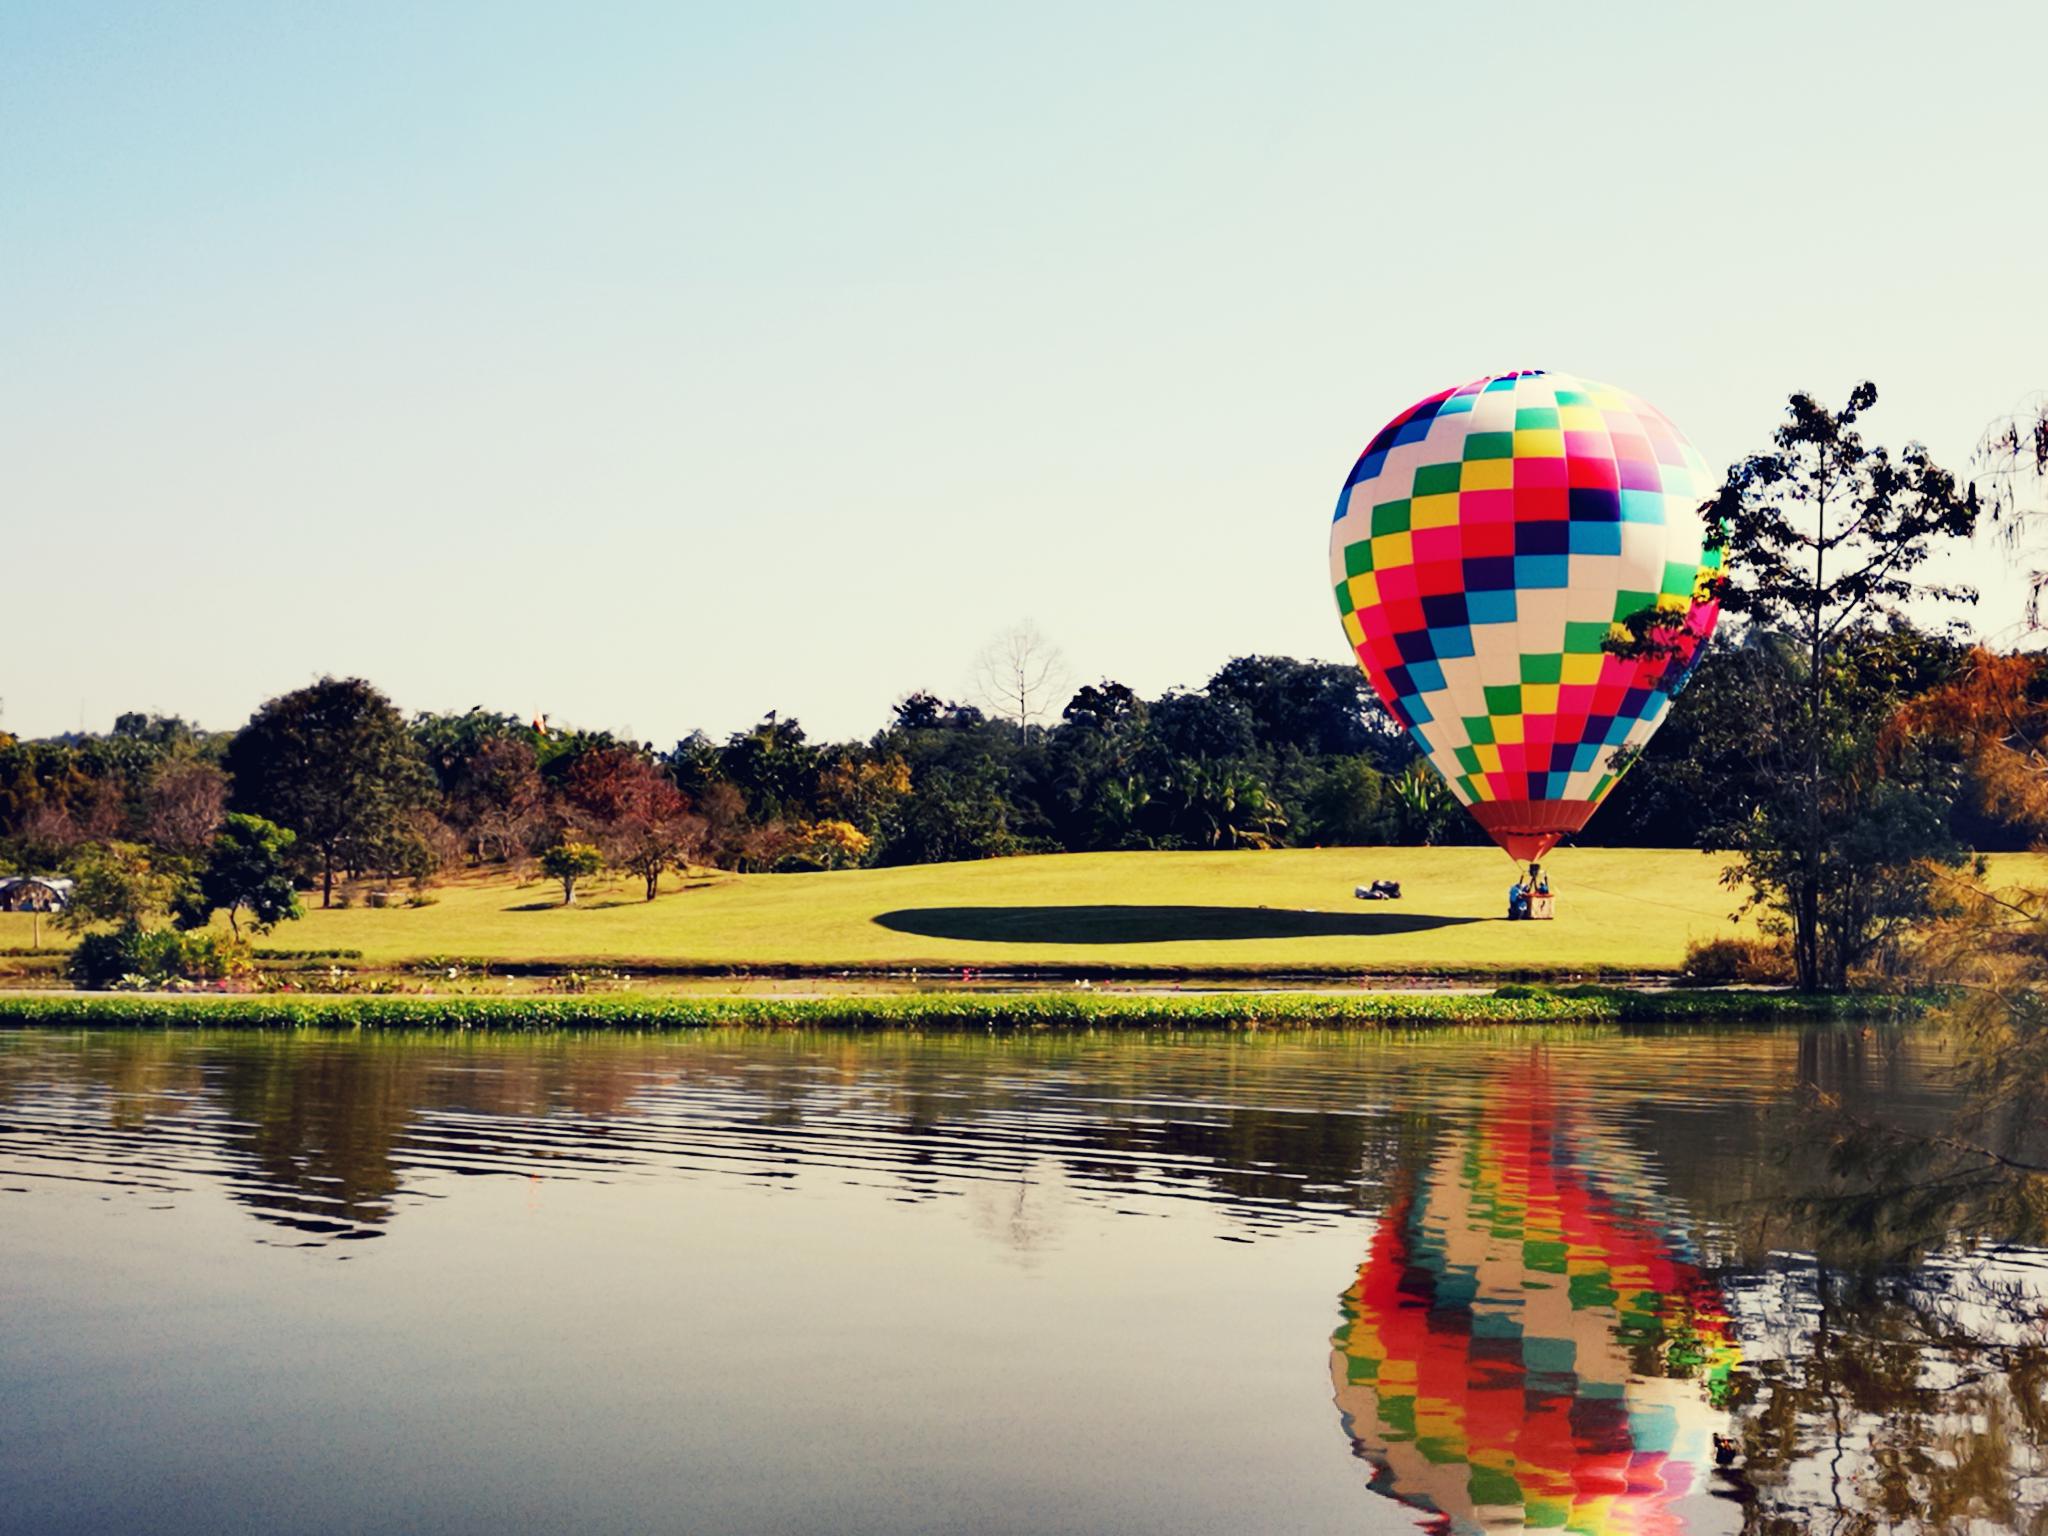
top-left (872, 905), bottom-right (1483, 945)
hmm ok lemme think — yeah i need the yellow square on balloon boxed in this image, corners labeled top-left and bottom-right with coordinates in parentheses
top-left (1561, 652), bottom-right (1604, 685)
top-left (1348, 572), bottom-right (1377, 609)
top-left (1522, 683), bottom-right (1561, 714)
top-left (1511, 429), bottom-right (1564, 459)
top-left (1372, 531), bottom-right (1412, 569)
top-left (1476, 743), bottom-right (1502, 774)
top-left (1491, 715), bottom-right (1524, 745)
top-left (1459, 458), bottom-right (1513, 491)
top-left (1559, 406), bottom-right (1603, 432)
top-left (1341, 610), bottom-right (1365, 647)
top-left (1411, 493), bottom-right (1461, 528)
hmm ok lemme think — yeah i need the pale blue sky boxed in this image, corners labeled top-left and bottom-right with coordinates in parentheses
top-left (4, 1), bottom-right (2043, 743)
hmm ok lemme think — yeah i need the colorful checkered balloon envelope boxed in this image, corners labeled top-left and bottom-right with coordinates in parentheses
top-left (1330, 371), bottom-right (1722, 862)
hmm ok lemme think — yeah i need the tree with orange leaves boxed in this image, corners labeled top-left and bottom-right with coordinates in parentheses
top-left (1887, 648), bottom-right (2048, 842)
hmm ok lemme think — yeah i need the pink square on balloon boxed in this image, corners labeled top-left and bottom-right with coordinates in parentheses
top-left (1460, 488), bottom-right (1516, 521)
top-left (1413, 526), bottom-right (1461, 563)
top-left (1511, 456), bottom-right (1568, 488)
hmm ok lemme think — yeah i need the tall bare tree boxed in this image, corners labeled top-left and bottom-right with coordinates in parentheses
top-left (1973, 393), bottom-right (2048, 641)
top-left (145, 758), bottom-right (228, 855)
top-left (971, 620), bottom-right (1071, 730)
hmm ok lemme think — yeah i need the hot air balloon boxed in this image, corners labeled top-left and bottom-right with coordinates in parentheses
top-left (1329, 371), bottom-right (1722, 864)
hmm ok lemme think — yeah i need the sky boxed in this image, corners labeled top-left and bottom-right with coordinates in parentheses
top-left (4, 1), bottom-right (2045, 745)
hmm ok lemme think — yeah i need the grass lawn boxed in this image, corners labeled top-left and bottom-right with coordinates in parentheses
top-left (6, 847), bottom-right (2043, 976)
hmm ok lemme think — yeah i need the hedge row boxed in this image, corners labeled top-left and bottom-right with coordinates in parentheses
top-left (0, 986), bottom-right (1913, 1033)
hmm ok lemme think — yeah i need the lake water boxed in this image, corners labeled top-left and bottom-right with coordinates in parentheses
top-left (3, 1027), bottom-right (2043, 1535)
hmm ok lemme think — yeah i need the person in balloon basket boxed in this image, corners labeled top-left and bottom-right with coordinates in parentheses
top-left (1507, 865), bottom-right (1551, 920)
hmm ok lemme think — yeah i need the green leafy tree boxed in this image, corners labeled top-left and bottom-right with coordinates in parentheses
top-left (178, 813), bottom-right (304, 938)
top-left (224, 678), bottom-right (434, 907)
top-left (1302, 759), bottom-right (1390, 845)
top-left (1389, 762), bottom-right (1458, 846)
top-left (61, 841), bottom-right (179, 930)
top-left (1635, 385), bottom-right (1980, 989)
top-left (1160, 759), bottom-right (1288, 850)
top-left (539, 841), bottom-right (604, 906)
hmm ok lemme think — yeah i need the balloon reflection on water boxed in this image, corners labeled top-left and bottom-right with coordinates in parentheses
top-left (1331, 1066), bottom-right (1739, 1533)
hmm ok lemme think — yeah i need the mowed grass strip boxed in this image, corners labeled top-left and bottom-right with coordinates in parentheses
top-left (4, 847), bottom-right (2041, 977)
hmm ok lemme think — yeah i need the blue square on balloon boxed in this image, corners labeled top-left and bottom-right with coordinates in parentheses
top-left (1467, 588), bottom-right (1518, 626)
top-left (1464, 555), bottom-right (1516, 591)
top-left (1604, 716), bottom-right (1632, 744)
top-left (1572, 743), bottom-right (1601, 771)
top-left (1545, 771), bottom-right (1569, 797)
top-left (1432, 624), bottom-right (1475, 659)
top-left (1568, 487), bottom-right (1620, 522)
top-left (1393, 416), bottom-right (1433, 446)
top-left (1568, 521), bottom-right (1622, 556)
top-left (1515, 555), bottom-right (1568, 589)
top-left (1405, 659), bottom-right (1446, 694)
top-left (1409, 723), bottom-right (1433, 752)
top-left (1422, 593), bottom-right (1469, 628)
top-left (1619, 489), bottom-right (1666, 523)
top-left (1396, 629), bottom-right (1437, 665)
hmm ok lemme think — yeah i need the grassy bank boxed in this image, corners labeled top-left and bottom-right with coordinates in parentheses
top-left (0, 986), bottom-right (1914, 1033)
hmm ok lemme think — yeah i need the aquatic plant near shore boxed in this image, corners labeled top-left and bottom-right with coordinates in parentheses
top-left (0, 987), bottom-right (1910, 1034)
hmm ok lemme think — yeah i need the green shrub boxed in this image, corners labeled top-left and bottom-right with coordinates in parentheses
top-left (1681, 936), bottom-right (1797, 985)
top-left (67, 923), bottom-right (246, 990)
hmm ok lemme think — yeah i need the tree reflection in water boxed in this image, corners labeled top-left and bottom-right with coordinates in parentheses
top-left (1711, 1024), bottom-right (2048, 1536)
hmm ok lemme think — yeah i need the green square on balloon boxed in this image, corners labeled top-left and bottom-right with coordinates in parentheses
top-left (1484, 684), bottom-right (1521, 716)
top-left (1564, 621), bottom-right (1609, 654)
top-left (1371, 499), bottom-right (1411, 536)
top-left (1334, 582), bottom-right (1353, 615)
top-left (1344, 541), bottom-right (1374, 577)
top-left (1463, 431), bottom-right (1513, 460)
top-left (1661, 560), bottom-right (1696, 596)
top-left (1612, 588), bottom-right (1655, 622)
top-left (1464, 715), bottom-right (1494, 745)
top-left (1412, 463), bottom-right (1462, 497)
top-left (1454, 746), bottom-right (1481, 774)
top-left (1520, 653), bottom-right (1562, 684)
